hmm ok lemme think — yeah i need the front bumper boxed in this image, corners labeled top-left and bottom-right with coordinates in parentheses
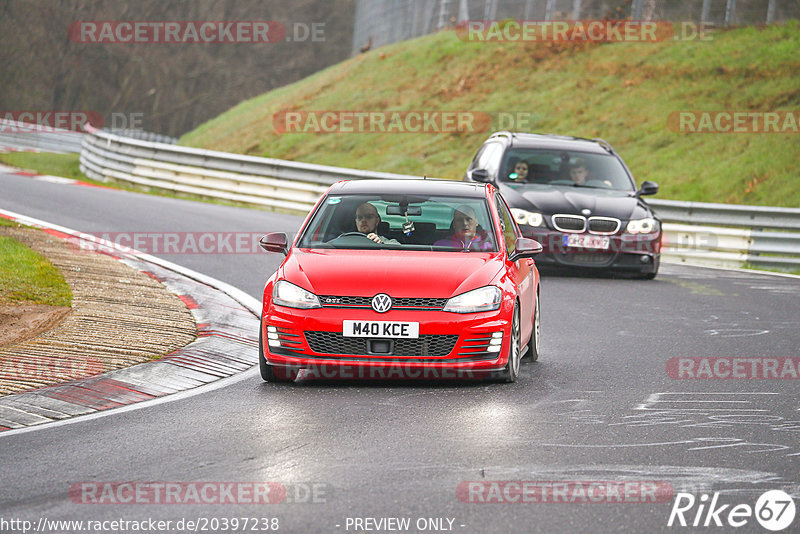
top-left (261, 305), bottom-right (514, 374)
top-left (521, 227), bottom-right (661, 272)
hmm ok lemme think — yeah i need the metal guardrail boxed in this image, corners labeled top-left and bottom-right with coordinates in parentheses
top-left (79, 125), bottom-right (416, 213)
top-left (0, 119), bottom-right (84, 153)
top-left (107, 129), bottom-right (178, 145)
top-left (651, 200), bottom-right (800, 271)
top-left (77, 126), bottom-right (800, 272)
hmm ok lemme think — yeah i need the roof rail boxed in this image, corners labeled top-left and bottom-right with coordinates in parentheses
top-left (489, 131), bottom-right (513, 140)
top-left (591, 137), bottom-right (615, 153)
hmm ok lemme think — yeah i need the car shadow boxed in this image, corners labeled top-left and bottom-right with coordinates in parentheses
top-left (537, 267), bottom-right (648, 280)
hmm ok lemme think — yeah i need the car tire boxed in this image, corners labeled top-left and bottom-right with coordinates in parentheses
top-left (495, 304), bottom-right (521, 383)
top-left (258, 324), bottom-right (297, 383)
top-left (526, 294), bottom-right (540, 362)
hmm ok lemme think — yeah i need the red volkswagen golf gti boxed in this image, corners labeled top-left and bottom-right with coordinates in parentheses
top-left (259, 179), bottom-right (542, 383)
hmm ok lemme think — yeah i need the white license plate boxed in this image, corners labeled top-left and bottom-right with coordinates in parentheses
top-left (564, 234), bottom-right (611, 250)
top-left (342, 320), bottom-right (419, 338)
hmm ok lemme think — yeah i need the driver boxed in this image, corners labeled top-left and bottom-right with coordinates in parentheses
top-left (354, 202), bottom-right (399, 244)
top-left (569, 159), bottom-right (592, 185)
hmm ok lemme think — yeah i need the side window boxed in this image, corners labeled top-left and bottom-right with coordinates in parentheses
top-left (494, 194), bottom-right (518, 255)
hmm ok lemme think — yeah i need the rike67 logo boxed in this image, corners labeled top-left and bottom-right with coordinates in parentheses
top-left (668, 490), bottom-right (796, 531)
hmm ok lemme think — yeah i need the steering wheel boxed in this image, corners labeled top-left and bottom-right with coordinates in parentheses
top-left (586, 179), bottom-right (613, 188)
top-left (337, 231), bottom-right (372, 239)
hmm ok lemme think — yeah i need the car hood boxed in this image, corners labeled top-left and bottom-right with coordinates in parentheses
top-left (280, 249), bottom-right (503, 298)
top-left (516, 187), bottom-right (646, 220)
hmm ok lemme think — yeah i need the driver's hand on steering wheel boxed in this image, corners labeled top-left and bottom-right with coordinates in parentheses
top-left (366, 232), bottom-right (382, 244)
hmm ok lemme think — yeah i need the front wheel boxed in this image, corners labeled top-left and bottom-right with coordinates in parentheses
top-left (526, 294), bottom-right (540, 362)
top-left (495, 304), bottom-right (521, 383)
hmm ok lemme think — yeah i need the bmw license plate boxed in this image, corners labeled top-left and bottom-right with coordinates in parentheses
top-left (343, 320), bottom-right (419, 338)
top-left (564, 234), bottom-right (610, 250)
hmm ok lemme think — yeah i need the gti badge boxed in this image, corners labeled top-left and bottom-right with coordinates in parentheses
top-left (581, 208), bottom-right (591, 216)
top-left (371, 293), bottom-right (392, 313)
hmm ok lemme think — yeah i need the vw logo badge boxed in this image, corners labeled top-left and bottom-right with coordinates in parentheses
top-left (581, 208), bottom-right (591, 216)
top-left (371, 293), bottom-right (392, 313)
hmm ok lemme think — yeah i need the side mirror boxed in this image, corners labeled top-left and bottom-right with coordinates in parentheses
top-left (471, 168), bottom-right (491, 183)
top-left (510, 237), bottom-right (543, 261)
top-left (636, 181), bottom-right (659, 197)
top-left (259, 232), bottom-right (288, 255)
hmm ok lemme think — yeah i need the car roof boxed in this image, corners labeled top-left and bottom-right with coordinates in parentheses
top-left (329, 179), bottom-right (489, 198)
top-left (487, 132), bottom-right (613, 155)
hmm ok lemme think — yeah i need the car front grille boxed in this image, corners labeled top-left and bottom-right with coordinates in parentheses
top-left (552, 215), bottom-right (586, 232)
top-left (587, 217), bottom-right (621, 234)
top-left (553, 215), bottom-right (621, 235)
top-left (304, 331), bottom-right (458, 357)
top-left (318, 296), bottom-right (447, 310)
top-left (560, 252), bottom-right (616, 266)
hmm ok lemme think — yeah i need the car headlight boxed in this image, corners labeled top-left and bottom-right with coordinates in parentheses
top-left (626, 218), bottom-right (659, 234)
top-left (443, 286), bottom-right (502, 314)
top-left (272, 280), bottom-right (321, 309)
top-left (511, 208), bottom-right (544, 227)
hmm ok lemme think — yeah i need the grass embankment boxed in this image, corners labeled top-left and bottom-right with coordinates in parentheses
top-left (0, 219), bottom-right (72, 307)
top-left (0, 152), bottom-right (84, 181)
top-left (182, 22), bottom-right (800, 207)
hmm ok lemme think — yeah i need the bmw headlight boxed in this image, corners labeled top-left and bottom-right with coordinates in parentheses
top-left (272, 280), bottom-right (321, 309)
top-left (626, 218), bottom-right (658, 234)
top-left (443, 286), bottom-right (502, 314)
top-left (511, 208), bottom-right (544, 227)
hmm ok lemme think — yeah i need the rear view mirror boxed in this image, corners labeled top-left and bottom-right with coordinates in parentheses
top-left (510, 238), bottom-right (543, 261)
top-left (471, 169), bottom-right (491, 183)
top-left (259, 233), bottom-right (288, 255)
top-left (636, 181), bottom-right (659, 197)
top-left (386, 205), bottom-right (422, 216)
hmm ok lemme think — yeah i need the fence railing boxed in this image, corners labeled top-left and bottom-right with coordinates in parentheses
top-left (0, 119), bottom-right (84, 154)
top-left (79, 125), bottom-right (416, 213)
top-left (78, 126), bottom-right (800, 272)
top-left (352, 0), bottom-right (800, 55)
top-left (649, 200), bottom-right (800, 270)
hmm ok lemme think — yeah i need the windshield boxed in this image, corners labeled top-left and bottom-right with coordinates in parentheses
top-left (297, 194), bottom-right (498, 252)
top-left (500, 149), bottom-right (636, 192)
